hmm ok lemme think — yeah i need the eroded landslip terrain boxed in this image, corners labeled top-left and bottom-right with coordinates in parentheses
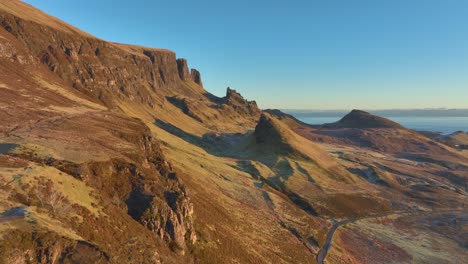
top-left (0, 1), bottom-right (466, 263)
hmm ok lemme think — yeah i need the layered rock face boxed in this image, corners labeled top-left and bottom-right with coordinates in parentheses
top-left (0, 3), bottom-right (198, 259)
top-left (224, 87), bottom-right (261, 116)
top-left (46, 119), bottom-right (197, 253)
top-left (176, 58), bottom-right (203, 87)
top-left (190, 69), bottom-right (203, 87)
top-left (0, 10), bottom-right (203, 108)
top-left (176, 58), bottom-right (191, 81)
top-left (1, 6), bottom-right (262, 135)
top-left (140, 176), bottom-right (197, 252)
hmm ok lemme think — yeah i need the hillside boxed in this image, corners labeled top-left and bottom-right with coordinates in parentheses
top-left (0, 1), bottom-right (467, 264)
top-left (322, 110), bottom-right (404, 129)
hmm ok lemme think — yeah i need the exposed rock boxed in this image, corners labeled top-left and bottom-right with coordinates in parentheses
top-left (27, 118), bottom-right (197, 254)
top-left (176, 58), bottom-right (191, 81)
top-left (0, 10), bottom-right (189, 108)
top-left (190, 68), bottom-right (203, 87)
top-left (140, 177), bottom-right (197, 253)
top-left (223, 87), bottom-right (261, 117)
top-left (0, 230), bottom-right (109, 264)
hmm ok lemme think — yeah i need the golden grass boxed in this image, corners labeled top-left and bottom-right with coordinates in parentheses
top-left (34, 77), bottom-right (106, 111)
top-left (0, 163), bottom-right (102, 216)
top-left (0, 206), bottom-right (84, 241)
top-left (112, 42), bottom-right (175, 57)
top-left (12, 142), bottom-right (111, 164)
top-left (328, 215), bottom-right (466, 264)
top-left (0, 1), bottom-right (94, 38)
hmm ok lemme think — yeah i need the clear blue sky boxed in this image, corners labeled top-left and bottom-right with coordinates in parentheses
top-left (23, 0), bottom-right (468, 110)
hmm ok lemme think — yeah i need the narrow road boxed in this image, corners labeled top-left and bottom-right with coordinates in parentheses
top-left (316, 211), bottom-right (412, 264)
top-left (316, 219), bottom-right (354, 264)
top-left (315, 209), bottom-right (466, 264)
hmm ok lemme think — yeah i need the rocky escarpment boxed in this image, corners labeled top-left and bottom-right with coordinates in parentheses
top-left (1, 2), bottom-right (262, 134)
top-left (191, 69), bottom-right (203, 87)
top-left (0, 230), bottom-right (109, 264)
top-left (223, 87), bottom-right (261, 117)
top-left (41, 122), bottom-right (197, 254)
top-left (323, 110), bottom-right (404, 129)
top-left (176, 58), bottom-right (203, 87)
top-left (176, 58), bottom-right (192, 81)
top-left (164, 87), bottom-right (261, 128)
top-left (140, 174), bottom-right (197, 253)
top-left (0, 9), bottom-right (204, 108)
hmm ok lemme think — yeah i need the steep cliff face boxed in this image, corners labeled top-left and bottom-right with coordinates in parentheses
top-left (176, 58), bottom-right (192, 81)
top-left (0, 9), bottom-right (203, 109)
top-left (140, 174), bottom-right (197, 253)
top-left (190, 69), bottom-right (203, 87)
top-left (0, 2), bottom-right (197, 259)
top-left (42, 120), bottom-right (197, 253)
top-left (0, 4), bottom-right (263, 135)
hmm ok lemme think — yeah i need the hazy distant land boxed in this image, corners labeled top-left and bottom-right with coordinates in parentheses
top-left (284, 109), bottom-right (468, 117)
top-left (285, 109), bottom-right (468, 134)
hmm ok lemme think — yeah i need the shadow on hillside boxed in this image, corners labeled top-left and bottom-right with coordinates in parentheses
top-left (295, 161), bottom-right (316, 183)
top-left (203, 92), bottom-right (224, 104)
top-left (0, 143), bottom-right (19, 154)
top-left (259, 188), bottom-right (317, 252)
top-left (236, 160), bottom-right (318, 217)
top-left (155, 119), bottom-right (320, 217)
top-left (154, 119), bottom-right (245, 156)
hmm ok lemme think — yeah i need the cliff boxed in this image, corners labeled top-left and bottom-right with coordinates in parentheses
top-left (0, 2), bottom-right (204, 111)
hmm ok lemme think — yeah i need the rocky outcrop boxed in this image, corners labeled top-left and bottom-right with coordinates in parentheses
top-left (223, 87), bottom-right (261, 117)
top-left (0, 9), bottom-right (197, 108)
top-left (190, 69), bottom-right (203, 87)
top-left (28, 117), bottom-right (197, 254)
top-left (176, 58), bottom-right (203, 87)
top-left (323, 110), bottom-right (404, 129)
top-left (140, 175), bottom-right (197, 253)
top-left (0, 230), bottom-right (109, 264)
top-left (176, 58), bottom-right (191, 81)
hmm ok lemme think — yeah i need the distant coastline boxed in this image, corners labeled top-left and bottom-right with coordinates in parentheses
top-left (283, 109), bottom-right (468, 118)
top-left (284, 109), bottom-right (468, 135)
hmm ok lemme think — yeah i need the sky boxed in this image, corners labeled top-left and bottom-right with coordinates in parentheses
top-left (23, 0), bottom-right (468, 110)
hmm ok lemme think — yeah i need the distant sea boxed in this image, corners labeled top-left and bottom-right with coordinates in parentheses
top-left (285, 110), bottom-right (468, 135)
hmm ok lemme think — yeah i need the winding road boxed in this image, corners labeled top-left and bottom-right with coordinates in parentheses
top-left (316, 211), bottom-right (413, 264)
top-left (315, 209), bottom-right (467, 264)
top-left (316, 219), bottom-right (354, 264)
